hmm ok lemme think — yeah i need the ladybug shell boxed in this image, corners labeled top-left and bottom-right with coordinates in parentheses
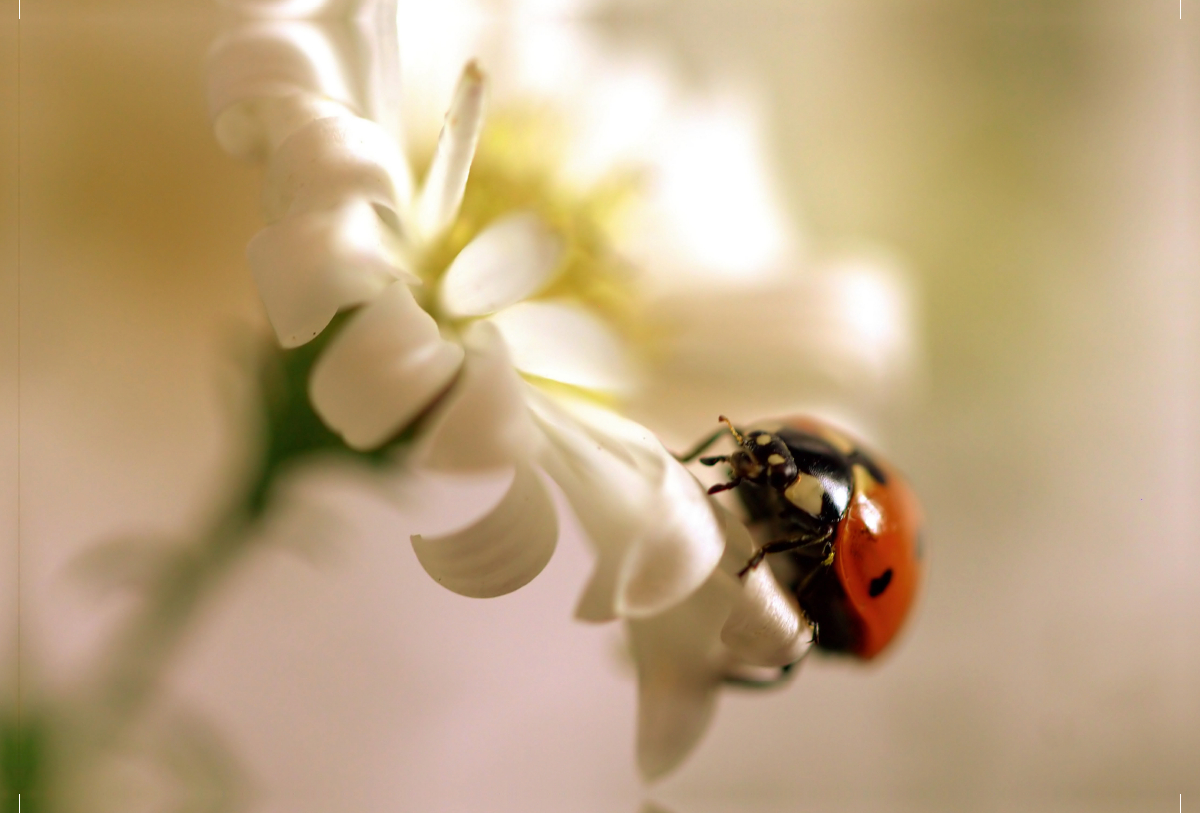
top-left (782, 418), bottom-right (923, 659)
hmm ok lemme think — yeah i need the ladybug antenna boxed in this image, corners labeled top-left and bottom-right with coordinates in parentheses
top-left (718, 415), bottom-right (745, 445)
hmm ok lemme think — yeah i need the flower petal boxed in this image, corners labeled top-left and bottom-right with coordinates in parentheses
top-left (438, 212), bottom-right (564, 318)
top-left (309, 282), bottom-right (464, 450)
top-left (410, 462), bottom-right (557, 599)
top-left (624, 506), bottom-right (807, 780)
top-left (263, 115), bottom-right (413, 224)
top-left (415, 321), bottom-right (537, 472)
top-left (635, 674), bottom-right (718, 782)
top-left (416, 61), bottom-right (486, 238)
top-left (206, 21), bottom-right (365, 161)
top-left (547, 398), bottom-right (724, 619)
top-left (214, 95), bottom-right (356, 163)
top-left (720, 564), bottom-right (811, 667)
top-left (530, 399), bottom-right (649, 621)
top-left (487, 301), bottom-right (633, 393)
top-left (206, 21), bottom-right (357, 128)
top-left (248, 200), bottom-right (415, 348)
top-left (528, 392), bottom-right (722, 621)
top-left (715, 507), bottom-right (810, 667)
top-left (633, 259), bottom-right (915, 441)
top-left (625, 573), bottom-right (731, 781)
top-left (615, 450), bottom-right (725, 620)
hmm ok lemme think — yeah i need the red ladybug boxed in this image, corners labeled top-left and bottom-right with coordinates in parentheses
top-left (686, 415), bottom-right (922, 660)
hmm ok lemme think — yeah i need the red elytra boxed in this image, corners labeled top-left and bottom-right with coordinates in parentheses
top-left (780, 417), bottom-right (922, 659)
top-left (833, 447), bottom-right (923, 658)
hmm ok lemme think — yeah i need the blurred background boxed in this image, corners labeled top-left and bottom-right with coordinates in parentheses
top-left (1, 0), bottom-right (1198, 811)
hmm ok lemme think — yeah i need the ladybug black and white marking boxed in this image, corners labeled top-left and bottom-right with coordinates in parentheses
top-left (683, 416), bottom-right (923, 661)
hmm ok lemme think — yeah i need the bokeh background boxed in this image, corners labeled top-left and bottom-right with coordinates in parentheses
top-left (2, 0), bottom-right (1198, 811)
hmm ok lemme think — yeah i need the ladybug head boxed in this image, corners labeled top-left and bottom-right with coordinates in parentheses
top-left (720, 417), bottom-right (797, 491)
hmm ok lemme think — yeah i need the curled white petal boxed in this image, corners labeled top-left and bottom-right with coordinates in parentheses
top-left (487, 301), bottom-right (634, 393)
top-left (530, 399), bottom-right (648, 621)
top-left (411, 463), bottom-right (557, 599)
top-left (635, 672), bottom-right (717, 783)
top-left (207, 22), bottom-right (363, 160)
top-left (248, 200), bottom-right (414, 348)
top-left (715, 508), bottom-right (809, 667)
top-left (720, 565), bottom-right (810, 667)
top-left (416, 61), bottom-right (486, 238)
top-left (438, 212), bottom-right (564, 318)
top-left (309, 282), bottom-right (464, 450)
top-left (626, 573), bottom-right (731, 781)
top-left (529, 392), bottom-right (721, 621)
top-left (206, 22), bottom-right (356, 124)
top-left (615, 452), bottom-right (724, 619)
top-left (214, 95), bottom-right (354, 162)
top-left (263, 116), bottom-right (413, 224)
top-left (625, 507), bottom-right (808, 780)
top-left (416, 321), bottom-right (536, 472)
top-left (532, 389), bottom-right (656, 472)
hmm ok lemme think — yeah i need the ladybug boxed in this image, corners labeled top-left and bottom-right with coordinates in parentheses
top-left (683, 415), bottom-right (922, 660)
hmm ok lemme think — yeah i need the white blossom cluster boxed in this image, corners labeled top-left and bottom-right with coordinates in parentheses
top-left (206, 0), bottom-right (914, 778)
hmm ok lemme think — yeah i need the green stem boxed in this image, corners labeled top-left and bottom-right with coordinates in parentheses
top-left (9, 316), bottom-right (416, 809)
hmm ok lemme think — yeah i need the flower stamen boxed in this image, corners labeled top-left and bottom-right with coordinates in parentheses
top-left (417, 60), bottom-right (487, 238)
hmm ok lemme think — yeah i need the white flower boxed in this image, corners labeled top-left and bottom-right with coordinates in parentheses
top-left (206, 2), bottom-right (917, 779)
top-left (206, 16), bottom-right (730, 622)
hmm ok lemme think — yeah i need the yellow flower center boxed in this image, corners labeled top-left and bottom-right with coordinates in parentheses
top-left (416, 109), bottom-right (646, 350)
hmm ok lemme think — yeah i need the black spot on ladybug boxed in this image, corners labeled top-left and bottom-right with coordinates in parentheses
top-left (868, 568), bottom-right (893, 597)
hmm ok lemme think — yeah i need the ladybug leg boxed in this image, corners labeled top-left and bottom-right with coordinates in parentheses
top-left (707, 477), bottom-right (743, 495)
top-left (789, 536), bottom-right (836, 565)
top-left (737, 545), bottom-right (775, 577)
top-left (737, 526), bottom-right (835, 578)
top-left (672, 427), bottom-right (727, 463)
